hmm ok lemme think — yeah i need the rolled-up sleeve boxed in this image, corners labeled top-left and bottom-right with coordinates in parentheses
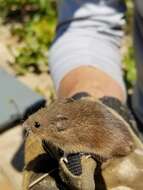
top-left (49, 0), bottom-right (126, 92)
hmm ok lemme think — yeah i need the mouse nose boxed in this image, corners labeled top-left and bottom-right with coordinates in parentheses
top-left (23, 124), bottom-right (32, 137)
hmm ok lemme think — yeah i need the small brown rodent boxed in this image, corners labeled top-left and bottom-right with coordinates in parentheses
top-left (24, 98), bottom-right (134, 160)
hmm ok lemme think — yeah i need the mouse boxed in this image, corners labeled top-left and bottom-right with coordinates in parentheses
top-left (24, 98), bottom-right (134, 161)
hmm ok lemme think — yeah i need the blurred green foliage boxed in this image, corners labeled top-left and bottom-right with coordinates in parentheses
top-left (0, 0), bottom-right (56, 74)
top-left (123, 46), bottom-right (136, 90)
top-left (0, 0), bottom-right (136, 90)
top-left (123, 0), bottom-right (136, 90)
top-left (11, 15), bottom-right (56, 74)
top-left (0, 0), bottom-right (56, 19)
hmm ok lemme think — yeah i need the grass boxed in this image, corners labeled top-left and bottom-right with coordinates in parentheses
top-left (123, 0), bottom-right (136, 91)
top-left (0, 0), bottom-right (57, 74)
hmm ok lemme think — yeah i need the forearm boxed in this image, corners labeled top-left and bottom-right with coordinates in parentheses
top-left (49, 0), bottom-right (127, 101)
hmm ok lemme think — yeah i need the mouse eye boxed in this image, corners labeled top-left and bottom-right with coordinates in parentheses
top-left (34, 121), bottom-right (41, 128)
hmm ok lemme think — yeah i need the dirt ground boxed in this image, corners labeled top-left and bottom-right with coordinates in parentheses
top-left (0, 25), bottom-right (54, 190)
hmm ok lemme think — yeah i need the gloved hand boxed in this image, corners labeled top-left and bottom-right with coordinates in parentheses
top-left (23, 95), bottom-right (143, 190)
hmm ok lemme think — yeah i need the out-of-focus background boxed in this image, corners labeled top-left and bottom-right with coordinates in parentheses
top-left (0, 0), bottom-right (57, 103)
top-left (0, 0), bottom-right (136, 189)
top-left (0, 0), bottom-right (135, 99)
